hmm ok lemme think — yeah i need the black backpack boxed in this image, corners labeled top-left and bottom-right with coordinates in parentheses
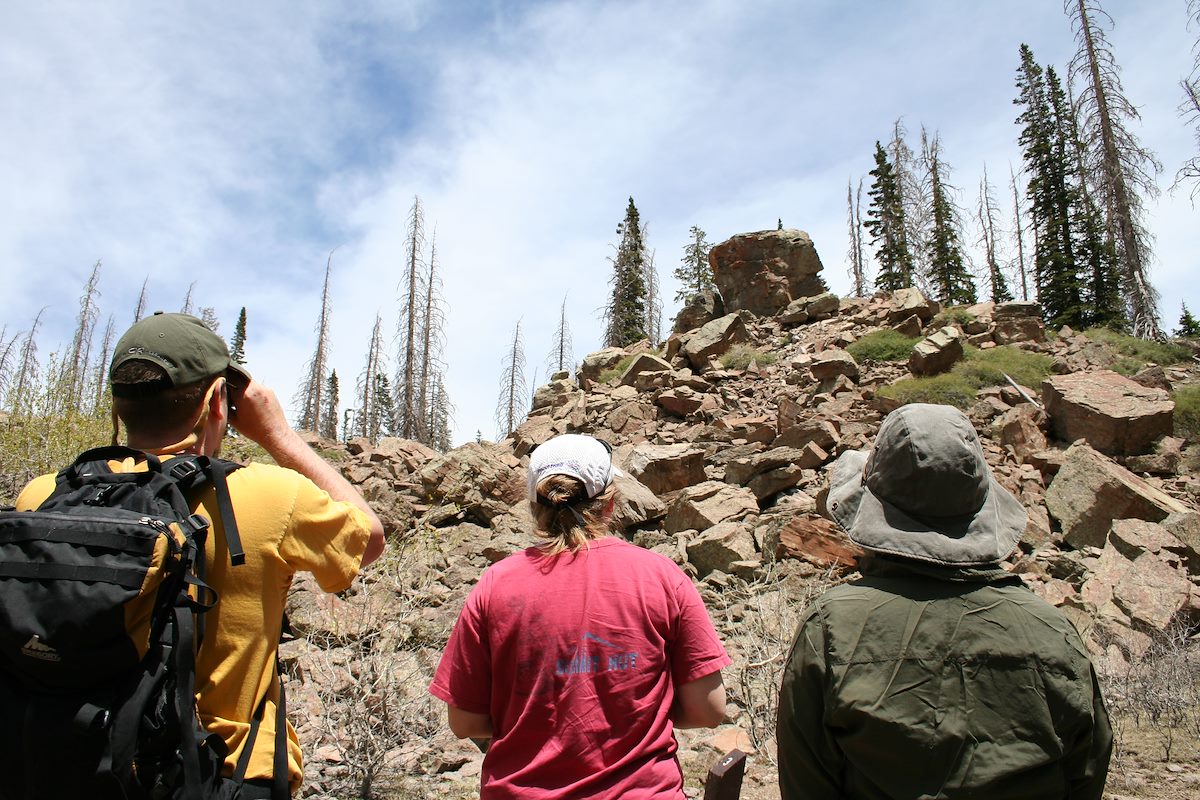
top-left (0, 446), bottom-right (287, 800)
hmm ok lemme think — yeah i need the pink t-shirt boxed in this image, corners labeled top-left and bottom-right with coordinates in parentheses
top-left (429, 537), bottom-right (730, 799)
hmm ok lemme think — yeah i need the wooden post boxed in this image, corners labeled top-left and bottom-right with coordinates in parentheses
top-left (703, 749), bottom-right (746, 800)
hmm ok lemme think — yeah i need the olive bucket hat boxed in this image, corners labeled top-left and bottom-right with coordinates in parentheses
top-left (826, 403), bottom-right (1027, 566)
top-left (109, 311), bottom-right (251, 396)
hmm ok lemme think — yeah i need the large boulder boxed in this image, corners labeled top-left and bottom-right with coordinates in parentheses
top-left (1042, 370), bottom-right (1174, 456)
top-left (417, 443), bottom-right (526, 525)
top-left (992, 301), bottom-right (1045, 344)
top-left (664, 481), bottom-right (758, 535)
top-left (888, 287), bottom-right (939, 323)
top-left (685, 522), bottom-right (758, 576)
top-left (1044, 443), bottom-right (1191, 549)
top-left (625, 444), bottom-right (707, 494)
top-left (708, 229), bottom-right (827, 316)
top-left (673, 289), bottom-right (725, 334)
top-left (679, 313), bottom-right (750, 370)
top-left (908, 326), bottom-right (964, 376)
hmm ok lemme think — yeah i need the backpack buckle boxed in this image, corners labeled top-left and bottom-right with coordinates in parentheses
top-left (169, 460), bottom-right (201, 481)
top-left (186, 514), bottom-right (210, 535)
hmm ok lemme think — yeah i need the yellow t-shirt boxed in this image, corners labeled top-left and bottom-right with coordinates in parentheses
top-left (16, 454), bottom-right (372, 794)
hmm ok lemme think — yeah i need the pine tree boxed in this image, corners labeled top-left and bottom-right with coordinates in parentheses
top-left (603, 198), bottom-right (649, 348)
top-left (320, 371), bottom-right (340, 440)
top-left (1016, 47), bottom-right (1085, 329)
top-left (923, 132), bottom-right (976, 305)
top-left (673, 225), bottom-right (714, 303)
top-left (0, 327), bottom-right (18, 407)
top-left (864, 142), bottom-right (914, 291)
top-left (846, 180), bottom-right (868, 296)
top-left (495, 320), bottom-right (527, 439)
top-left (1176, 1), bottom-right (1200, 196)
top-left (91, 316), bottom-right (115, 415)
top-left (416, 232), bottom-right (447, 445)
top-left (295, 253), bottom-right (334, 432)
top-left (891, 120), bottom-right (931, 290)
top-left (7, 309), bottom-right (44, 416)
top-left (1067, 0), bottom-right (1162, 338)
top-left (977, 166), bottom-right (1013, 304)
top-left (371, 372), bottom-right (397, 441)
top-left (1177, 302), bottom-right (1200, 337)
top-left (230, 307), bottom-right (248, 363)
top-left (429, 373), bottom-right (453, 452)
top-left (545, 296), bottom-right (574, 378)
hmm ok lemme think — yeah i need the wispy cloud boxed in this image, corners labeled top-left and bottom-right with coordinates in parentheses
top-left (3, 0), bottom-right (1196, 444)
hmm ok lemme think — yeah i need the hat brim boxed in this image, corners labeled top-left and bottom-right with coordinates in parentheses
top-left (826, 449), bottom-right (1027, 566)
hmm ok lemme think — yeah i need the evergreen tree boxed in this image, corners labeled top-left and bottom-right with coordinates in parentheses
top-left (229, 307), bottom-right (248, 363)
top-left (429, 373), bottom-right (453, 452)
top-left (1176, 1), bottom-right (1200, 196)
top-left (977, 166), bottom-right (1013, 303)
top-left (923, 132), bottom-right (976, 305)
top-left (495, 320), bottom-right (527, 438)
top-left (320, 370), bottom-right (340, 440)
top-left (673, 225), bottom-right (714, 302)
top-left (1015, 47), bottom-right (1085, 329)
top-left (1067, 0), bottom-right (1162, 338)
top-left (864, 142), bottom-right (914, 291)
top-left (603, 198), bottom-right (648, 347)
top-left (1177, 302), bottom-right (1200, 337)
top-left (371, 372), bottom-right (397, 441)
top-left (846, 179), bottom-right (868, 297)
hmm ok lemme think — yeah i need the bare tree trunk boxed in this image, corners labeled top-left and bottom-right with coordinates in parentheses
top-left (133, 277), bottom-right (149, 323)
top-left (295, 253), bottom-right (334, 432)
top-left (398, 196), bottom-right (426, 438)
top-left (67, 261), bottom-right (102, 411)
top-left (1008, 164), bottom-right (1030, 302)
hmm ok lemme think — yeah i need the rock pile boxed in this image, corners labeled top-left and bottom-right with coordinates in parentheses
top-left (284, 228), bottom-right (1200, 797)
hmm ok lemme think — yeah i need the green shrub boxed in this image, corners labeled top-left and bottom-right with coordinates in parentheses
top-left (1175, 385), bottom-right (1200, 442)
top-left (719, 344), bottom-right (779, 370)
top-left (877, 373), bottom-right (977, 409)
top-left (930, 305), bottom-right (976, 328)
top-left (847, 330), bottom-right (920, 363)
top-left (1084, 327), bottom-right (1193, 368)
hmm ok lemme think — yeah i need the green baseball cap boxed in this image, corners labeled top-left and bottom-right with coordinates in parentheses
top-left (110, 312), bottom-right (251, 395)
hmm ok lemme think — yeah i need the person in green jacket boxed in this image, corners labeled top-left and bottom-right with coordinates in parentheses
top-left (777, 403), bottom-right (1112, 800)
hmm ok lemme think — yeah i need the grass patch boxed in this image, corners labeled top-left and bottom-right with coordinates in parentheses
top-left (719, 344), bottom-right (779, 370)
top-left (931, 305), bottom-right (976, 328)
top-left (1175, 385), bottom-right (1200, 442)
top-left (847, 329), bottom-right (920, 363)
top-left (1084, 327), bottom-right (1193, 369)
top-left (952, 345), bottom-right (1054, 390)
top-left (878, 345), bottom-right (1054, 409)
top-left (597, 354), bottom-right (638, 384)
top-left (877, 373), bottom-right (978, 408)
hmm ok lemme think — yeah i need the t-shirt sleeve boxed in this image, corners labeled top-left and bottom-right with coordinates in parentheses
top-left (275, 471), bottom-right (372, 594)
top-left (429, 574), bottom-right (493, 714)
top-left (669, 574), bottom-right (731, 686)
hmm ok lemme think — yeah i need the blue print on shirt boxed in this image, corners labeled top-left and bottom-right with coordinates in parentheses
top-left (555, 632), bottom-right (640, 676)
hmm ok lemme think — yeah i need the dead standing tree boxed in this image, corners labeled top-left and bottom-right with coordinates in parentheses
top-left (495, 320), bottom-right (527, 439)
top-left (295, 252), bottom-right (335, 433)
top-left (395, 196), bottom-right (427, 440)
top-left (1067, 0), bottom-right (1163, 338)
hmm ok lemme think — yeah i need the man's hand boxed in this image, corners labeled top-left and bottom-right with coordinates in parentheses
top-left (228, 379), bottom-right (292, 448)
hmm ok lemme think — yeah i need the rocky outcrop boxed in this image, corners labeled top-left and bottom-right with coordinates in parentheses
top-left (709, 229), bottom-right (827, 316)
top-left (1042, 370), bottom-right (1174, 456)
top-left (908, 326), bottom-right (964, 376)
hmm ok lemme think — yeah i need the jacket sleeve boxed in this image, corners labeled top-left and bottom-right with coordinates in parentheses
top-left (776, 604), bottom-right (844, 800)
top-left (1065, 662), bottom-right (1114, 800)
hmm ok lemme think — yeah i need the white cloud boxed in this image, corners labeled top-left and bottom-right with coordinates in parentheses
top-left (3, 0), bottom-right (1197, 446)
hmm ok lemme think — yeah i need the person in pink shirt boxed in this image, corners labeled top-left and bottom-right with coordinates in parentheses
top-left (430, 434), bottom-right (730, 799)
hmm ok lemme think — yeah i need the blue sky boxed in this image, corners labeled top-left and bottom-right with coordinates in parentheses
top-left (2, 0), bottom-right (1197, 445)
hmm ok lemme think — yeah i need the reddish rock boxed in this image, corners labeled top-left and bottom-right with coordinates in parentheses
top-left (1044, 443), bottom-right (1191, 549)
top-left (709, 229), bottom-right (827, 316)
top-left (625, 444), bottom-right (707, 494)
top-left (772, 515), bottom-right (863, 568)
top-left (1042, 370), bottom-right (1174, 455)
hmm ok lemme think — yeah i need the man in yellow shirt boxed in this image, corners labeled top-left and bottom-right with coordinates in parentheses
top-left (16, 312), bottom-right (386, 799)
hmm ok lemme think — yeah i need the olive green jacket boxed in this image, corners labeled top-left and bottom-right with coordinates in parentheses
top-left (777, 558), bottom-right (1112, 800)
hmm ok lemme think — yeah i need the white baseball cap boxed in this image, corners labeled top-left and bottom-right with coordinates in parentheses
top-left (527, 434), bottom-right (623, 504)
